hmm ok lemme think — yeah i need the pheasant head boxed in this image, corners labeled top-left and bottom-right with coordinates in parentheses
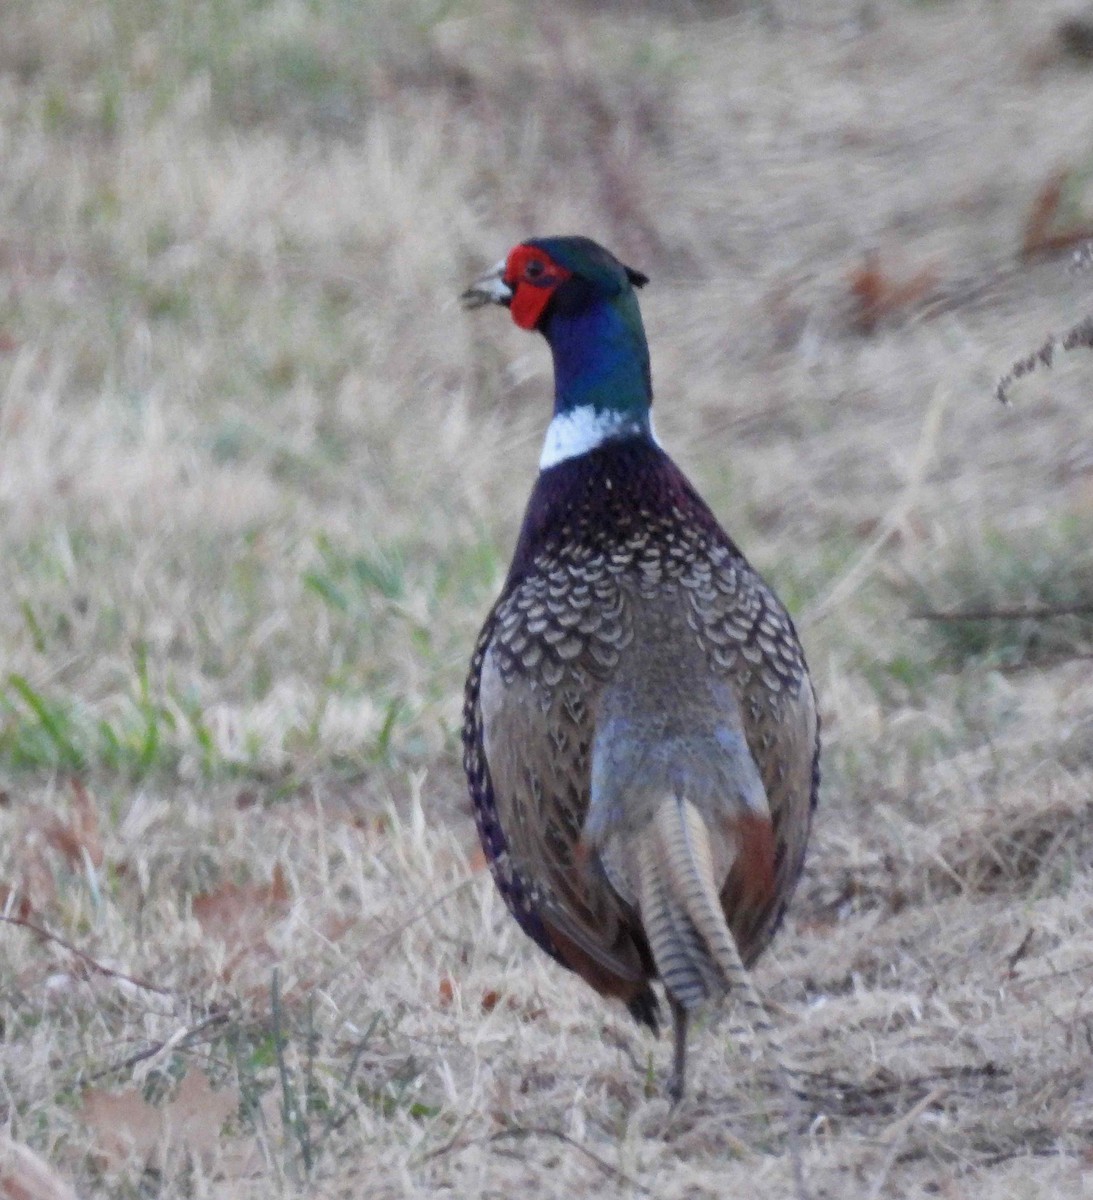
top-left (462, 236), bottom-right (654, 468)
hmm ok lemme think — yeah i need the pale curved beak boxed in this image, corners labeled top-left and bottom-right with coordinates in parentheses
top-left (460, 259), bottom-right (512, 309)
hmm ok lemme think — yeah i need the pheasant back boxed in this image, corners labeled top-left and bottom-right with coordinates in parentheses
top-left (463, 438), bottom-right (818, 1038)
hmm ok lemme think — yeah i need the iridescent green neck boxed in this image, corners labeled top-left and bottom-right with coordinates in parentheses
top-left (541, 289), bottom-right (652, 423)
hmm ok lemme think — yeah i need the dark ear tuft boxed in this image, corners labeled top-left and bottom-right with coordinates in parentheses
top-left (625, 265), bottom-right (650, 288)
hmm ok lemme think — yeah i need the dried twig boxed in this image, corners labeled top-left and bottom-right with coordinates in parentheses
top-left (909, 603), bottom-right (1093, 621)
top-left (995, 315), bottom-right (1093, 403)
top-left (1005, 929), bottom-right (1035, 977)
top-left (1006, 959), bottom-right (1093, 989)
top-left (1, 914), bottom-right (172, 996)
top-left (866, 1085), bottom-right (950, 1200)
top-left (415, 1111), bottom-right (479, 1166)
top-left (997, 652), bottom-right (1093, 675)
top-left (803, 386), bottom-right (947, 628)
top-left (360, 874), bottom-right (479, 962)
top-left (420, 1122), bottom-right (652, 1193)
top-left (315, 872), bottom-right (480, 996)
top-left (81, 1010), bottom-right (233, 1083)
top-left (491, 1127), bottom-right (653, 1194)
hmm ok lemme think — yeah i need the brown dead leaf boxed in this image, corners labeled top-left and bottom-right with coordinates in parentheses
top-left (319, 913), bottom-right (355, 944)
top-left (192, 864), bottom-right (292, 983)
top-left (852, 513), bottom-right (929, 544)
top-left (848, 250), bottom-right (938, 334)
top-left (40, 781), bottom-right (103, 871)
top-left (512, 999), bottom-right (548, 1022)
top-left (214, 1087), bottom-right (283, 1182)
top-left (12, 838), bottom-right (57, 914)
top-left (80, 1070), bottom-right (237, 1173)
top-left (437, 979), bottom-right (511, 1015)
top-left (1023, 170), bottom-right (1065, 257)
top-left (79, 1086), bottom-right (162, 1170)
top-left (0, 1136), bottom-right (81, 1200)
top-left (7, 781), bottom-right (106, 913)
top-left (161, 1069), bottom-right (239, 1156)
top-left (1021, 169), bottom-right (1093, 260)
top-left (192, 863), bottom-right (291, 935)
top-left (0, 883), bottom-right (33, 922)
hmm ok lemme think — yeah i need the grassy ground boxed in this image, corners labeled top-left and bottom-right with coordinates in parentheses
top-left (2, 1), bottom-right (1093, 1196)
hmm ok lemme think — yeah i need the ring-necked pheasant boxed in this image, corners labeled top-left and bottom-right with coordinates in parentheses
top-left (461, 236), bottom-right (820, 1101)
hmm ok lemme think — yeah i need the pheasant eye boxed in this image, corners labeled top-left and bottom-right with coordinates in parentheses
top-left (524, 259), bottom-right (546, 281)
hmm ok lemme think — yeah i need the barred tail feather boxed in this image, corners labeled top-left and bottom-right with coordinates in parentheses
top-left (633, 796), bottom-right (810, 1199)
top-left (634, 797), bottom-right (772, 1022)
top-left (633, 797), bottom-right (788, 1052)
top-left (635, 823), bottom-right (719, 1008)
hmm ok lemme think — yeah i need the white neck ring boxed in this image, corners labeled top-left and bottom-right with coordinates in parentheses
top-left (539, 406), bottom-right (658, 469)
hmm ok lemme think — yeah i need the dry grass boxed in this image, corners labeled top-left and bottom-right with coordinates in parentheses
top-left (2, 1), bottom-right (1093, 1196)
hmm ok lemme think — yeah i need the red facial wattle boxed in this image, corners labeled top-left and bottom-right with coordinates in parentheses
top-left (504, 245), bottom-right (572, 331)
